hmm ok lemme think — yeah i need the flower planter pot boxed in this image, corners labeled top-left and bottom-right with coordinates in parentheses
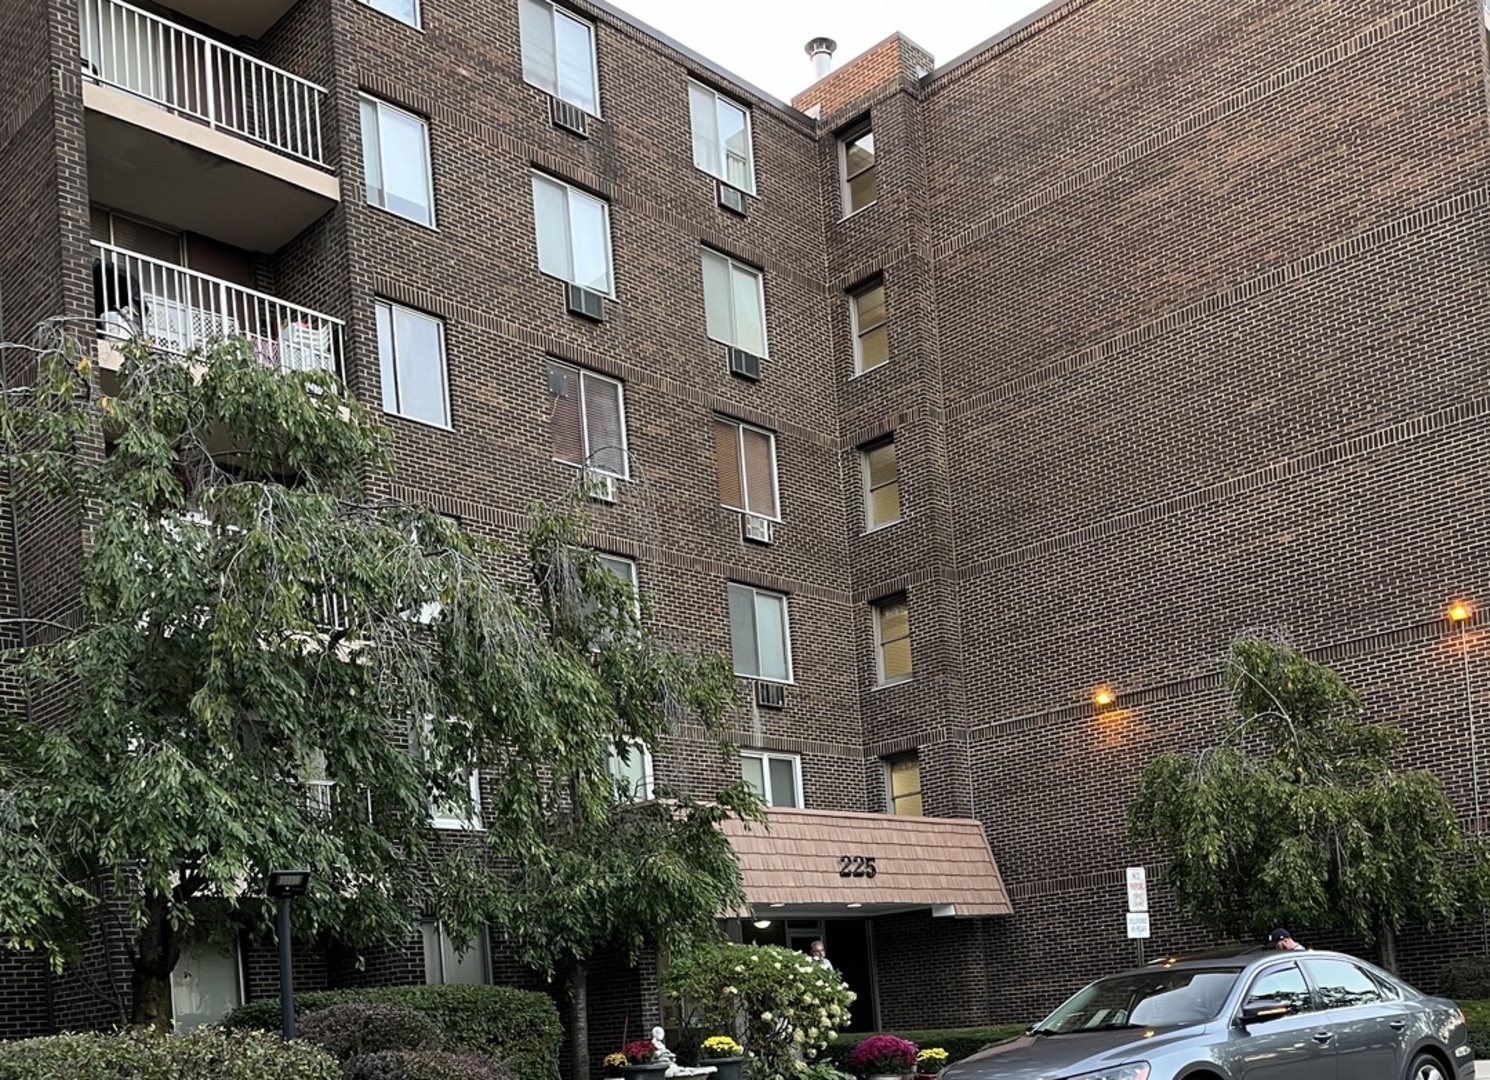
top-left (619, 1064), bottom-right (671, 1080)
top-left (700, 1056), bottom-right (744, 1080)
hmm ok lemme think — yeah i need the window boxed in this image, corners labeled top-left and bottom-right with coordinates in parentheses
top-left (1304, 959), bottom-right (1385, 1010)
top-left (531, 173), bottom-right (614, 294)
top-left (376, 301), bottom-right (449, 427)
top-left (701, 250), bottom-right (767, 357)
top-left (742, 751), bottom-right (801, 808)
top-left (422, 921), bottom-right (490, 985)
top-left (360, 0), bottom-right (419, 27)
top-left (874, 597), bottom-right (911, 685)
top-left (860, 438), bottom-right (900, 529)
top-left (713, 418), bottom-right (778, 519)
top-left (419, 722), bottom-right (481, 830)
top-left (606, 736), bottom-right (654, 801)
top-left (850, 281), bottom-right (888, 373)
top-left (839, 122), bottom-right (877, 216)
top-left (359, 96), bottom-right (434, 226)
top-left (688, 82), bottom-right (754, 193)
top-left (598, 553), bottom-right (637, 590)
top-left (519, 0), bottom-right (598, 114)
top-left (727, 584), bottom-right (791, 683)
top-left (170, 940), bottom-right (243, 1031)
top-left (548, 361), bottom-right (627, 477)
top-left (1243, 964), bottom-right (1314, 1017)
top-left (885, 752), bottom-right (922, 816)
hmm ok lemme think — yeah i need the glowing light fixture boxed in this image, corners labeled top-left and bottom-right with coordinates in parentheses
top-left (1449, 600), bottom-right (1473, 623)
top-left (1092, 686), bottom-right (1116, 709)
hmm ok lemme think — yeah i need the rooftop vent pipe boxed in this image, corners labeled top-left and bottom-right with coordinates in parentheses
top-left (805, 37), bottom-right (837, 80)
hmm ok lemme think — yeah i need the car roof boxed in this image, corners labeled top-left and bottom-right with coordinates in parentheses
top-left (1134, 948), bottom-right (1368, 976)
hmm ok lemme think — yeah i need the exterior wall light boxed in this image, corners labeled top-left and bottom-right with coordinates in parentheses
top-left (1092, 686), bottom-right (1116, 709)
top-left (1449, 600), bottom-right (1473, 623)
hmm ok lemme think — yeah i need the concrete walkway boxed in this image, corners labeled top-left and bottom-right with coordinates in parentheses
top-left (1476, 1061), bottom-right (1489, 1078)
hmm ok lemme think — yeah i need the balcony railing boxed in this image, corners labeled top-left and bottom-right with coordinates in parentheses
top-left (79, 0), bottom-right (328, 167)
top-left (93, 241), bottom-right (342, 374)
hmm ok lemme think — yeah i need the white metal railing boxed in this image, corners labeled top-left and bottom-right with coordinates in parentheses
top-left (79, 0), bottom-right (328, 167)
top-left (93, 241), bottom-right (343, 373)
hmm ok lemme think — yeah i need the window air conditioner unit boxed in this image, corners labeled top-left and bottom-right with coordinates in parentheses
top-left (566, 282), bottom-right (605, 321)
top-left (755, 681), bottom-right (786, 709)
top-left (718, 181), bottom-right (747, 215)
top-left (728, 346), bottom-right (761, 382)
top-left (550, 96), bottom-right (589, 137)
top-left (741, 513), bottom-right (772, 545)
top-left (586, 470), bottom-right (618, 504)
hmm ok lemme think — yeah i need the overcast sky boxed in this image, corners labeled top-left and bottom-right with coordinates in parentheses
top-left (608, 0), bottom-right (1051, 103)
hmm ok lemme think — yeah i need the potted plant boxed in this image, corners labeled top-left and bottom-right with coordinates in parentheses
top-left (604, 1053), bottom-right (629, 1078)
top-left (845, 1035), bottom-right (918, 1080)
top-left (619, 1039), bottom-right (671, 1079)
top-left (698, 1036), bottom-right (744, 1080)
top-left (915, 1047), bottom-right (949, 1078)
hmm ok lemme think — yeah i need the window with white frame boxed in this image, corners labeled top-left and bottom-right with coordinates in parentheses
top-left (839, 120), bottom-right (877, 216)
top-left (418, 721), bottom-right (482, 830)
top-left (727, 583), bottom-right (791, 683)
top-left (701, 249), bottom-right (767, 357)
top-left (531, 173), bottom-right (614, 294)
top-left (884, 751), bottom-right (922, 816)
top-left (688, 82), bottom-right (754, 193)
top-left (377, 300), bottom-right (449, 427)
top-left (873, 596), bottom-right (911, 685)
top-left (850, 280), bottom-right (888, 373)
top-left (519, 0), bottom-right (599, 115)
top-left (360, 0), bottom-right (419, 27)
top-left (588, 552), bottom-right (640, 631)
top-left (606, 736), bottom-right (654, 801)
top-left (860, 438), bottom-right (900, 530)
top-left (712, 417), bottom-right (778, 519)
top-left (547, 360), bottom-right (627, 477)
top-left (359, 96), bottom-right (434, 226)
top-left (741, 750), bottom-right (801, 808)
top-left (170, 939), bottom-right (243, 1031)
top-left (422, 921), bottom-right (490, 985)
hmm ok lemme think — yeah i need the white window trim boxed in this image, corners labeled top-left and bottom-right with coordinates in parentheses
top-left (597, 552), bottom-right (642, 623)
top-left (607, 735), bottom-right (655, 801)
top-left (520, 0), bottom-right (601, 116)
top-left (729, 583), bottom-right (794, 684)
top-left (718, 418), bottom-right (781, 521)
top-left (849, 281), bottom-right (888, 376)
top-left (376, 299), bottom-right (451, 430)
top-left (872, 597), bottom-right (911, 687)
top-left (359, 95), bottom-right (436, 228)
top-left (430, 768), bottom-right (482, 830)
top-left (531, 172), bottom-right (616, 297)
top-left (170, 937), bottom-right (245, 1030)
top-left (741, 750), bottom-right (803, 808)
top-left (860, 438), bottom-right (899, 532)
top-left (838, 120), bottom-right (876, 220)
top-left (701, 249), bottom-right (769, 357)
top-left (883, 752), bottom-right (921, 815)
top-left (688, 81), bottom-right (756, 194)
top-left (550, 361), bottom-right (629, 479)
top-left (422, 920), bottom-right (493, 984)
top-left (358, 0), bottom-right (421, 29)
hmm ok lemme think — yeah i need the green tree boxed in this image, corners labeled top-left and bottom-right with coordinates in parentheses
top-left (1127, 634), bottom-right (1488, 971)
top-left (0, 333), bottom-right (754, 1027)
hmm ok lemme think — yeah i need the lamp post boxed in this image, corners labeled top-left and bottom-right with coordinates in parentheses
top-left (268, 870), bottom-right (311, 1040)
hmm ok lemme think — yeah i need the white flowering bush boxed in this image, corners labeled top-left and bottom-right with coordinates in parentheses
top-left (661, 943), bottom-right (856, 1080)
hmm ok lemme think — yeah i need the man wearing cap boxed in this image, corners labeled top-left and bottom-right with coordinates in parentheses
top-left (1268, 928), bottom-right (1305, 951)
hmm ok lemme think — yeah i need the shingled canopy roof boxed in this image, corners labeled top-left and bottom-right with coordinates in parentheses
top-left (721, 806), bottom-right (1013, 918)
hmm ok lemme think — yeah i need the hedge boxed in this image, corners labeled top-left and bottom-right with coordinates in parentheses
top-left (298, 1003), bottom-right (444, 1062)
top-left (223, 984), bottom-right (560, 1080)
top-left (1459, 1000), bottom-right (1490, 1059)
top-left (344, 1049), bottom-right (513, 1080)
top-left (819, 1026), bottom-right (1025, 1071)
top-left (0, 1027), bottom-right (338, 1080)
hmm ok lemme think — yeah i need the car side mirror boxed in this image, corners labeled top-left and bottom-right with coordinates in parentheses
top-left (1237, 999), bottom-right (1291, 1026)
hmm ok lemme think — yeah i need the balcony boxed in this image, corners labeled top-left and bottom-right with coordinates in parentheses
top-left (92, 241), bottom-right (343, 374)
top-left (80, 0), bottom-right (339, 252)
top-left (150, 0), bottom-right (302, 39)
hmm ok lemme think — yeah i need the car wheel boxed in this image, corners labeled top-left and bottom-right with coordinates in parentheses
top-left (1407, 1052), bottom-right (1446, 1080)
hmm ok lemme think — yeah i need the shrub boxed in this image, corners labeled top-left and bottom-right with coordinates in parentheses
top-left (701, 1036), bottom-right (743, 1058)
top-left (845, 1035), bottom-right (917, 1076)
top-left (298, 1003), bottom-right (443, 1062)
top-left (223, 984), bottom-right (560, 1080)
top-left (0, 1027), bottom-right (338, 1080)
top-left (1460, 1000), bottom-right (1490, 1059)
top-left (343, 1049), bottom-right (511, 1080)
top-left (820, 1028), bottom-right (1023, 1072)
top-left (915, 1048), bottom-right (948, 1074)
top-left (662, 943), bottom-right (856, 1080)
top-left (1440, 960), bottom-right (1490, 1000)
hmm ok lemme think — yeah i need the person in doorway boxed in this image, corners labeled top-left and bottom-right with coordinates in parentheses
top-left (809, 940), bottom-right (833, 969)
top-left (1268, 928), bottom-right (1305, 951)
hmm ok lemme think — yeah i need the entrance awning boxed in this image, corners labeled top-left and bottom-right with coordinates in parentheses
top-left (721, 807), bottom-right (1013, 918)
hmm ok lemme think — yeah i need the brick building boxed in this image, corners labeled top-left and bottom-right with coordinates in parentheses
top-left (2, 0), bottom-right (1489, 1064)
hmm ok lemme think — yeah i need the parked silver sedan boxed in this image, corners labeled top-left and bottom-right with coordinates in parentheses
top-left (941, 950), bottom-right (1474, 1080)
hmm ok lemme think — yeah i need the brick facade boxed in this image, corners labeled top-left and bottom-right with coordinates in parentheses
top-left (1, 0), bottom-right (1488, 1063)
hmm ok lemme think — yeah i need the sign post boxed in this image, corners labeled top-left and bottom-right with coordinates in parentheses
top-left (1125, 867), bottom-right (1149, 966)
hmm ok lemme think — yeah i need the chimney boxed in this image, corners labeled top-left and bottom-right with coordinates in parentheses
top-left (805, 37), bottom-right (837, 81)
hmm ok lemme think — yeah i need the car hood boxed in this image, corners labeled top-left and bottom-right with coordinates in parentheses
top-left (943, 1027), bottom-right (1207, 1080)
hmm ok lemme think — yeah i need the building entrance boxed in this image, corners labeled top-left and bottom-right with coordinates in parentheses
top-left (738, 917), bottom-right (876, 1031)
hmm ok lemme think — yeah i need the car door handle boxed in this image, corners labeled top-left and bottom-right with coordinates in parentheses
top-left (1312, 1031), bottom-right (1335, 1044)
top-left (1388, 1020), bottom-right (1407, 1032)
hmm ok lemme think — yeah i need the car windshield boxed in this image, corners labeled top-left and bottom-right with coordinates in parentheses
top-left (1033, 968), bottom-right (1241, 1033)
